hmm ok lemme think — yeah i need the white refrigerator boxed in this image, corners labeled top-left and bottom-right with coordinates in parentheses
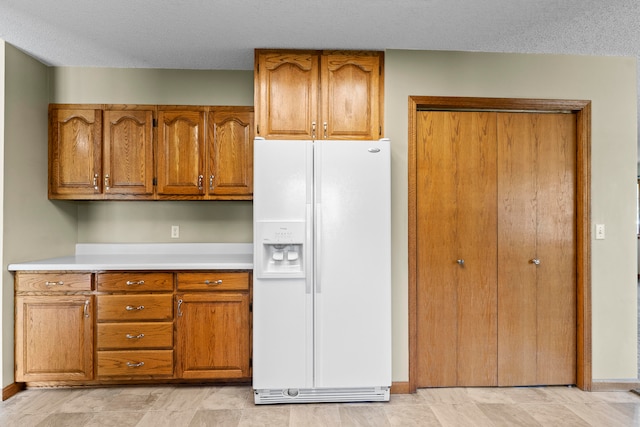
top-left (253, 138), bottom-right (391, 404)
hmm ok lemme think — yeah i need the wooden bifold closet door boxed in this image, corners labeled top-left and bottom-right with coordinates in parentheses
top-left (416, 110), bottom-right (576, 387)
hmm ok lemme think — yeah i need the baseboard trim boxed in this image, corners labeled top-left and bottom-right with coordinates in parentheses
top-left (591, 379), bottom-right (640, 392)
top-left (3, 382), bottom-right (24, 401)
top-left (391, 381), bottom-right (411, 394)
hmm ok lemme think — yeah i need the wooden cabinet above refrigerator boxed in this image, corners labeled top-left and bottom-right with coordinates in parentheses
top-left (254, 49), bottom-right (384, 140)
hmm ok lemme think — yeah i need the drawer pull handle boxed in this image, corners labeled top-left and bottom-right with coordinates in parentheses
top-left (125, 333), bottom-right (145, 339)
top-left (125, 305), bottom-right (145, 311)
top-left (204, 279), bottom-right (223, 285)
top-left (126, 280), bottom-right (145, 286)
top-left (126, 361), bottom-right (145, 368)
top-left (45, 281), bottom-right (64, 286)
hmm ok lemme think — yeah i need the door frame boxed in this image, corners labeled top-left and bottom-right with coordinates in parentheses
top-left (408, 96), bottom-right (592, 391)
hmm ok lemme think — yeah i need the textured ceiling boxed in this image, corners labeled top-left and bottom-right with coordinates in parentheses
top-left (0, 0), bottom-right (637, 70)
top-left (0, 0), bottom-right (638, 150)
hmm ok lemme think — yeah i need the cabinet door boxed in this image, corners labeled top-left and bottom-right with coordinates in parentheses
top-left (255, 50), bottom-right (319, 139)
top-left (176, 293), bottom-right (250, 379)
top-left (103, 108), bottom-right (155, 197)
top-left (48, 106), bottom-right (102, 198)
top-left (321, 52), bottom-right (383, 140)
top-left (15, 295), bottom-right (93, 382)
top-left (207, 109), bottom-right (254, 197)
top-left (157, 108), bottom-right (206, 196)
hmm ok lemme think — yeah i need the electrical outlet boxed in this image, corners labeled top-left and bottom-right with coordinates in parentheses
top-left (595, 223), bottom-right (605, 240)
top-left (171, 225), bottom-right (180, 239)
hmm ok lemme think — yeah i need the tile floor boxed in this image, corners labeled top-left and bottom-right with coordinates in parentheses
top-left (1, 384), bottom-right (639, 426)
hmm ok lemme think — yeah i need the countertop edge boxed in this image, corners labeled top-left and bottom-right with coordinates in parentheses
top-left (8, 244), bottom-right (254, 272)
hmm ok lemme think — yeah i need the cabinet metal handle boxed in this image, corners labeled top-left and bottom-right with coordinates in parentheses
top-left (204, 279), bottom-right (223, 285)
top-left (126, 361), bottom-right (145, 368)
top-left (126, 280), bottom-right (145, 286)
top-left (45, 281), bottom-right (64, 286)
top-left (84, 300), bottom-right (90, 318)
top-left (456, 259), bottom-right (465, 265)
top-left (531, 258), bottom-right (541, 265)
top-left (125, 305), bottom-right (145, 311)
top-left (125, 333), bottom-right (145, 339)
top-left (198, 175), bottom-right (204, 190)
top-left (312, 121), bottom-right (317, 139)
top-left (209, 175), bottom-right (214, 190)
top-left (177, 299), bottom-right (183, 317)
top-left (93, 174), bottom-right (99, 190)
top-left (323, 122), bottom-right (328, 139)
top-left (104, 174), bottom-right (110, 190)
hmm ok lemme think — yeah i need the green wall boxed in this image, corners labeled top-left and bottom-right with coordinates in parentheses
top-left (3, 44), bottom-right (77, 387)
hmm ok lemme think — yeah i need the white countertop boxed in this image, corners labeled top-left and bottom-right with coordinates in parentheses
top-left (8, 243), bottom-right (253, 271)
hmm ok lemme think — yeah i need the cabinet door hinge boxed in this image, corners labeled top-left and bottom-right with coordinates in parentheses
top-left (379, 126), bottom-right (382, 136)
top-left (250, 358), bottom-right (253, 368)
top-left (153, 118), bottom-right (158, 127)
top-left (256, 124), bottom-right (260, 135)
top-left (379, 65), bottom-right (382, 75)
top-left (152, 177), bottom-right (157, 186)
top-left (249, 303), bottom-right (253, 312)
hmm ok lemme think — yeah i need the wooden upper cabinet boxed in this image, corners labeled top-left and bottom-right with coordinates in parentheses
top-left (157, 107), bottom-right (253, 200)
top-left (255, 50), bottom-right (319, 139)
top-left (156, 107), bottom-right (206, 197)
top-left (103, 107), bottom-right (154, 196)
top-left (49, 105), bottom-right (102, 198)
top-left (254, 49), bottom-right (384, 140)
top-left (208, 109), bottom-right (254, 197)
top-left (49, 104), bottom-right (154, 200)
top-left (49, 104), bottom-right (253, 200)
top-left (321, 52), bottom-right (382, 140)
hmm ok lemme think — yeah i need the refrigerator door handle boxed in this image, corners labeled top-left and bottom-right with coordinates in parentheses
top-left (315, 204), bottom-right (322, 294)
top-left (306, 202), bottom-right (313, 295)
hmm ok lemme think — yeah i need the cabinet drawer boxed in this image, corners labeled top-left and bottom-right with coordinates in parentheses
top-left (97, 322), bottom-right (173, 349)
top-left (16, 273), bottom-right (92, 292)
top-left (97, 272), bottom-right (173, 292)
top-left (177, 272), bottom-right (249, 291)
top-left (97, 350), bottom-right (173, 377)
top-left (97, 294), bottom-right (173, 321)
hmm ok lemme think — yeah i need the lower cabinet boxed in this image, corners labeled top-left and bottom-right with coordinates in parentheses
top-left (14, 270), bottom-right (252, 386)
top-left (96, 272), bottom-right (174, 379)
top-left (176, 272), bottom-right (251, 379)
top-left (176, 293), bottom-right (251, 379)
top-left (14, 273), bottom-right (94, 382)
